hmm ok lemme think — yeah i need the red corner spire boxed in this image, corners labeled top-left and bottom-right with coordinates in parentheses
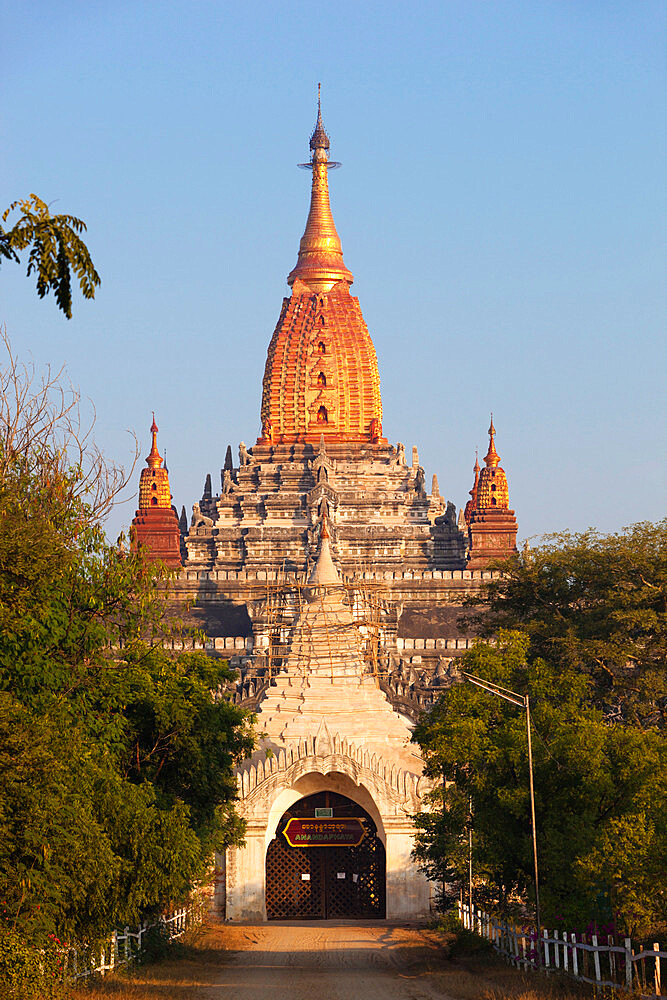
top-left (466, 417), bottom-right (518, 569)
top-left (130, 415), bottom-right (182, 568)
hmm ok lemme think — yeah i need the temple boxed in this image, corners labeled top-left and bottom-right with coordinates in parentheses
top-left (131, 92), bottom-right (519, 921)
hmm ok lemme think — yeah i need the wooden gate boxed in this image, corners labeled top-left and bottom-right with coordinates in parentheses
top-left (266, 791), bottom-right (386, 920)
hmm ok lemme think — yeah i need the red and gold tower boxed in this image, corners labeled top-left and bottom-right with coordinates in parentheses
top-left (257, 89), bottom-right (384, 451)
top-left (130, 416), bottom-right (182, 568)
top-left (466, 418), bottom-right (518, 568)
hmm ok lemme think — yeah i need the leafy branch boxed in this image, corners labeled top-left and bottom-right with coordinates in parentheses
top-left (1, 194), bottom-right (100, 319)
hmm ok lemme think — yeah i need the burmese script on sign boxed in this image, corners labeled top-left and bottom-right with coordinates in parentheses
top-left (283, 817), bottom-right (366, 848)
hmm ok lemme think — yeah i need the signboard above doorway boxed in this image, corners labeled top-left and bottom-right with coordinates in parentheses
top-left (282, 817), bottom-right (366, 848)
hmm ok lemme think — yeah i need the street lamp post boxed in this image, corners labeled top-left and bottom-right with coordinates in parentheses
top-left (462, 671), bottom-right (542, 961)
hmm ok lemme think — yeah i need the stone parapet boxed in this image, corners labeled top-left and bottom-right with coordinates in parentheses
top-left (177, 567), bottom-right (498, 583)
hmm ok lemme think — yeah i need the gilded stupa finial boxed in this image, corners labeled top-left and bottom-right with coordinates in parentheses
top-left (310, 83), bottom-right (330, 152)
top-left (146, 412), bottom-right (163, 470)
top-left (484, 413), bottom-right (500, 468)
top-left (287, 86), bottom-right (353, 292)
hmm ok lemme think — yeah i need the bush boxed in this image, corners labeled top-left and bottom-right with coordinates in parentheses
top-left (0, 928), bottom-right (65, 999)
top-left (434, 911), bottom-right (495, 959)
top-left (139, 921), bottom-right (173, 964)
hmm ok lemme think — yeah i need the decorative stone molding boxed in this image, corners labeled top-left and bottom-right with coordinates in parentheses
top-left (236, 731), bottom-right (426, 806)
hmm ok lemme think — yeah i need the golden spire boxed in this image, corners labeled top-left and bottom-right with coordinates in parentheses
top-left (287, 85), bottom-right (354, 293)
top-left (146, 412), bottom-right (163, 470)
top-left (483, 413), bottom-right (500, 468)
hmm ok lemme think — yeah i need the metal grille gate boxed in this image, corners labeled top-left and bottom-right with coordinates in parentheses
top-left (266, 792), bottom-right (386, 920)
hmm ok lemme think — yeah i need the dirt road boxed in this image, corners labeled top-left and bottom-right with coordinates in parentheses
top-left (204, 921), bottom-right (465, 1000)
top-left (78, 920), bottom-right (566, 999)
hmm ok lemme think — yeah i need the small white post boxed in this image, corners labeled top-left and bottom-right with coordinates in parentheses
top-left (592, 935), bottom-right (601, 984)
top-left (571, 933), bottom-right (578, 978)
top-left (543, 928), bottom-right (550, 968)
top-left (554, 930), bottom-right (560, 969)
top-left (654, 943), bottom-right (661, 996)
top-left (562, 930), bottom-right (568, 972)
top-left (624, 938), bottom-right (633, 989)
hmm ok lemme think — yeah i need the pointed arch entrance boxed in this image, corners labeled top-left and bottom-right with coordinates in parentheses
top-left (265, 791), bottom-right (386, 920)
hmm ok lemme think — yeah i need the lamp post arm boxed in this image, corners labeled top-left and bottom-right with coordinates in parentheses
top-left (462, 671), bottom-right (525, 707)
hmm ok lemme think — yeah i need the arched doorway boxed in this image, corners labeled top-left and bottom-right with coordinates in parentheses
top-left (266, 791), bottom-right (386, 920)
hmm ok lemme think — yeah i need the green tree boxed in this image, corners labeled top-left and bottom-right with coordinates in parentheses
top-left (466, 522), bottom-right (667, 728)
top-left (1, 195), bottom-right (100, 318)
top-left (0, 341), bottom-right (255, 994)
top-left (0, 472), bottom-right (254, 944)
top-left (413, 632), bottom-right (666, 936)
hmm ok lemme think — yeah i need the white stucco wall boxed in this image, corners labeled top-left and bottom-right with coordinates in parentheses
top-left (220, 753), bottom-right (433, 922)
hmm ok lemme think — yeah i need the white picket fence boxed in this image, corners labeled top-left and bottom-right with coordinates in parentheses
top-left (458, 901), bottom-right (665, 997)
top-left (64, 899), bottom-right (205, 981)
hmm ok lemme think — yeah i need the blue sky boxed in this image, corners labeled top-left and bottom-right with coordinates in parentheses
top-left (2, 1), bottom-right (665, 543)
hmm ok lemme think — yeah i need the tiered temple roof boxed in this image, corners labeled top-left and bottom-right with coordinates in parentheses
top-left (130, 97), bottom-right (521, 718)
